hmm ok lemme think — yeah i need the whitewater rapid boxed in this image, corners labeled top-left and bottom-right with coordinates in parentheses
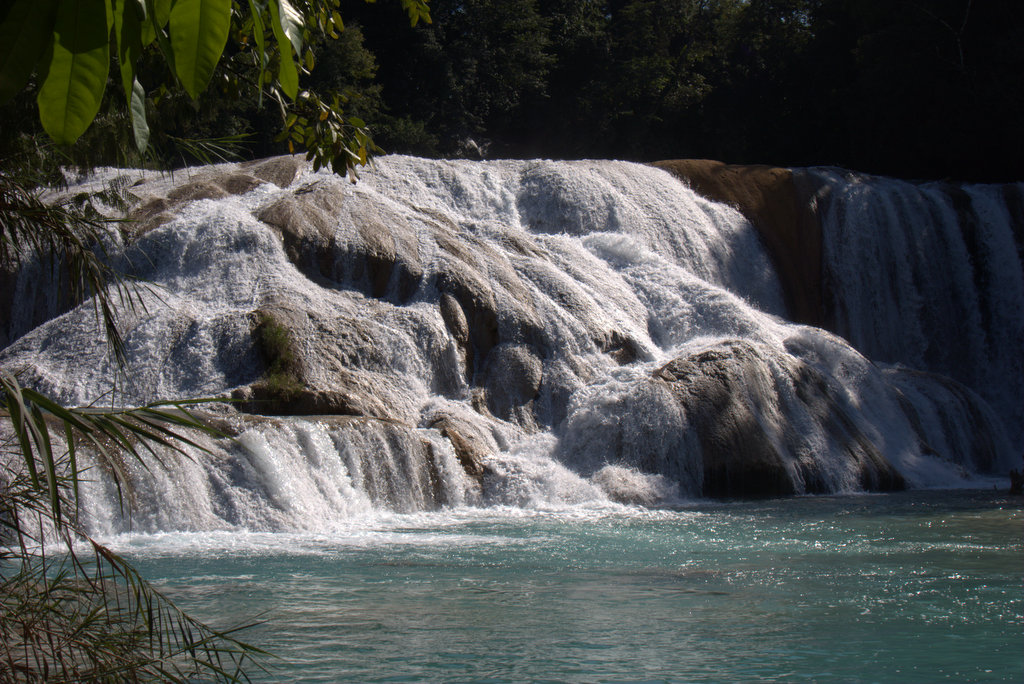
top-left (1, 156), bottom-right (1019, 536)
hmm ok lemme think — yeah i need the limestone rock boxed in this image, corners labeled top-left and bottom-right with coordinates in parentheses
top-left (257, 181), bottom-right (342, 275)
top-left (231, 384), bottom-right (368, 417)
top-left (242, 155), bottom-right (304, 189)
top-left (653, 159), bottom-right (824, 327)
top-left (654, 340), bottom-right (905, 497)
top-left (483, 343), bottom-right (543, 428)
top-left (427, 414), bottom-right (491, 481)
top-left (439, 293), bottom-right (469, 345)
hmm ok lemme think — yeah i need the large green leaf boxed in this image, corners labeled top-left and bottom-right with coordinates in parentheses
top-left (36, 0), bottom-right (112, 145)
top-left (145, 0), bottom-right (177, 73)
top-left (114, 0), bottom-right (144, 99)
top-left (268, 0), bottom-right (298, 99)
top-left (248, 0), bottom-right (267, 105)
top-left (168, 0), bottom-right (232, 100)
top-left (0, 0), bottom-right (58, 104)
top-left (140, 0), bottom-right (171, 45)
top-left (275, 0), bottom-right (303, 57)
top-left (130, 77), bottom-right (150, 151)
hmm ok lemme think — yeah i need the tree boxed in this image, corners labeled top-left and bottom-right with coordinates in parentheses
top-left (351, 0), bottom-right (550, 156)
top-left (809, 0), bottom-right (1024, 181)
top-left (0, 0), bottom-right (430, 680)
top-left (0, 0), bottom-right (430, 175)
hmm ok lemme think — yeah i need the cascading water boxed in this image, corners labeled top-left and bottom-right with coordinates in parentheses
top-left (76, 417), bottom-right (480, 536)
top-left (808, 168), bottom-right (1024, 448)
top-left (1, 156), bottom-right (1019, 538)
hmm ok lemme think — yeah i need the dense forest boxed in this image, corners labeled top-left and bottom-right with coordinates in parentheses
top-left (3, 0), bottom-right (1022, 182)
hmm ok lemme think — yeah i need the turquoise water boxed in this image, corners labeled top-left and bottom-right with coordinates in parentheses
top-left (116, 490), bottom-right (1022, 682)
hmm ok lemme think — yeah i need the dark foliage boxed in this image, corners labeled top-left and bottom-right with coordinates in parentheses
top-left (351, 0), bottom-right (1023, 181)
top-left (3, 0), bottom-right (1018, 181)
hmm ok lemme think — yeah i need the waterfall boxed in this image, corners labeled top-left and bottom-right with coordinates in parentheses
top-left (1, 157), bottom-right (1019, 536)
top-left (809, 169), bottom-right (1024, 448)
top-left (76, 417), bottom-right (480, 536)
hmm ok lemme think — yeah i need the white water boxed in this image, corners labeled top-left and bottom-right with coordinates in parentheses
top-left (811, 168), bottom-right (1024, 447)
top-left (1, 157), bottom-right (1019, 536)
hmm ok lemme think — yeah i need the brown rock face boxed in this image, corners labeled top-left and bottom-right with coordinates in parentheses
top-left (231, 384), bottom-right (372, 417)
top-left (241, 155), bottom-right (305, 189)
top-left (652, 159), bottom-right (824, 327)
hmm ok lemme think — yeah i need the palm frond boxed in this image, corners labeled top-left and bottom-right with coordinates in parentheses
top-left (0, 370), bottom-right (267, 682)
top-left (0, 174), bottom-right (150, 367)
top-left (1, 148), bottom-right (267, 684)
top-left (166, 134), bottom-right (252, 166)
top-left (0, 531), bottom-right (268, 683)
top-left (0, 370), bottom-right (223, 525)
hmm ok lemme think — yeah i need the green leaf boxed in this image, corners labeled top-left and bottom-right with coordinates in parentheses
top-left (36, 0), bottom-right (111, 145)
top-left (114, 0), bottom-right (145, 101)
top-left (0, 0), bottom-right (58, 104)
top-left (275, 0), bottom-right (303, 57)
top-left (130, 77), bottom-right (150, 151)
top-left (139, 0), bottom-right (166, 44)
top-left (399, 0), bottom-right (431, 26)
top-left (268, 0), bottom-right (298, 99)
top-left (248, 0), bottom-right (266, 106)
top-left (0, 371), bottom-right (40, 490)
top-left (140, 0), bottom-right (170, 44)
top-left (168, 0), bottom-right (232, 100)
top-left (151, 0), bottom-right (171, 26)
top-left (30, 403), bottom-right (61, 522)
top-left (144, 0), bottom-right (176, 72)
top-left (64, 421), bottom-right (81, 519)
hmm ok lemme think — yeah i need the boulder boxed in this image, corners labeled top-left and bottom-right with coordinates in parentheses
top-left (483, 343), bottom-right (543, 428)
top-left (654, 340), bottom-right (905, 497)
top-left (427, 414), bottom-right (491, 481)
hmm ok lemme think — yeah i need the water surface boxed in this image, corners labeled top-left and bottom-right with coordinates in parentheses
top-left (112, 489), bottom-right (1023, 682)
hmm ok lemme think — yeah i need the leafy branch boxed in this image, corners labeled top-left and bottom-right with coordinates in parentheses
top-left (0, 0), bottom-right (431, 178)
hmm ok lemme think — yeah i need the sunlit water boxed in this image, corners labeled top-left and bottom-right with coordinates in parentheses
top-left (107, 489), bottom-right (1022, 683)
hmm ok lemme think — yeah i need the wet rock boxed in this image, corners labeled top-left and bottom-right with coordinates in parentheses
top-left (598, 330), bottom-right (641, 365)
top-left (231, 384), bottom-right (367, 416)
top-left (591, 465), bottom-right (681, 506)
top-left (260, 185), bottom-right (425, 301)
top-left (348, 199), bottom-right (423, 301)
top-left (886, 366), bottom-right (1009, 475)
top-left (483, 343), bottom-right (543, 429)
top-left (439, 293), bottom-right (469, 345)
top-left (126, 196), bottom-right (176, 236)
top-left (427, 414), bottom-right (491, 481)
top-left (165, 171), bottom-right (263, 203)
top-left (654, 340), bottom-right (905, 497)
top-left (436, 265), bottom-right (499, 373)
top-left (166, 180), bottom-right (230, 203)
top-left (257, 182), bottom-right (343, 279)
top-left (243, 155), bottom-right (305, 189)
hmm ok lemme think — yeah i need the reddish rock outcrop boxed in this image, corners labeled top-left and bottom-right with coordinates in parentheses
top-left (653, 159), bottom-right (824, 327)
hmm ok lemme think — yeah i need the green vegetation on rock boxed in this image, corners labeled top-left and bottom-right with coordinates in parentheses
top-left (253, 310), bottom-right (305, 401)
